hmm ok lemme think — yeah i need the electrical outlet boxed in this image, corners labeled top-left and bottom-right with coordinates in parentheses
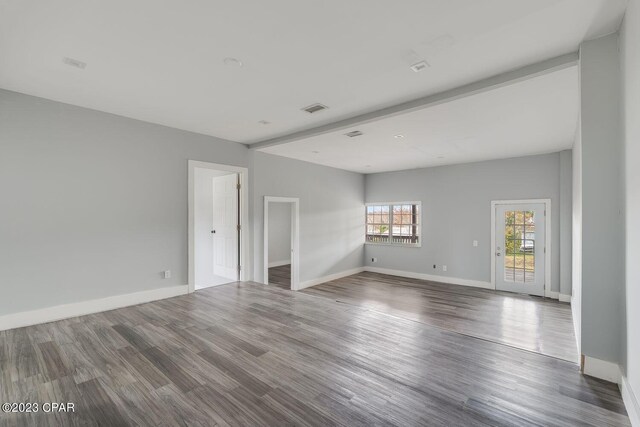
top-left (163, 270), bottom-right (171, 279)
top-left (371, 257), bottom-right (377, 263)
top-left (442, 265), bottom-right (447, 272)
top-left (473, 240), bottom-right (478, 247)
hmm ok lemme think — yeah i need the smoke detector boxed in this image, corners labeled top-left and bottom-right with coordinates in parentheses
top-left (302, 103), bottom-right (329, 114)
top-left (223, 57), bottom-right (243, 67)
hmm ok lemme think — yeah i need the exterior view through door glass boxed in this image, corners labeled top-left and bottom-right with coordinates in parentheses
top-left (495, 203), bottom-right (545, 296)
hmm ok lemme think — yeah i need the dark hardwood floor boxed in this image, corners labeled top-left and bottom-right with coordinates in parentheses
top-left (268, 264), bottom-right (291, 289)
top-left (0, 277), bottom-right (629, 426)
top-left (303, 271), bottom-right (579, 362)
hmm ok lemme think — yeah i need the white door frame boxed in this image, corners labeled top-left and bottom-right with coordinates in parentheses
top-left (264, 196), bottom-right (300, 290)
top-left (188, 160), bottom-right (250, 293)
top-left (491, 199), bottom-right (552, 297)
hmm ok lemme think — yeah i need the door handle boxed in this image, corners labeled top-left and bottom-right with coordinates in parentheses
top-left (496, 252), bottom-right (501, 256)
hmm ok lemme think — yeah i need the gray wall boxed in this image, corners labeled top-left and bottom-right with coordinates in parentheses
top-left (572, 120), bottom-right (583, 353)
top-left (365, 152), bottom-right (572, 293)
top-left (251, 151), bottom-right (365, 284)
top-left (0, 88), bottom-right (366, 316)
top-left (559, 150), bottom-right (573, 298)
top-left (621, 0), bottom-right (640, 401)
top-left (268, 202), bottom-right (291, 265)
top-left (578, 34), bottom-right (624, 364)
top-left (0, 89), bottom-right (248, 316)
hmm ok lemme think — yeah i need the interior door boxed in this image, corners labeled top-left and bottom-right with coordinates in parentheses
top-left (212, 173), bottom-right (239, 280)
top-left (495, 203), bottom-right (545, 296)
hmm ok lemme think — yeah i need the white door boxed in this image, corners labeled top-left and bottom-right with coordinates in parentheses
top-left (495, 203), bottom-right (546, 296)
top-left (212, 174), bottom-right (239, 280)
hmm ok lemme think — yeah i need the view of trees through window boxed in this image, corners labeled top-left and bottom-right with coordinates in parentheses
top-left (366, 203), bottom-right (420, 245)
top-left (504, 210), bottom-right (535, 282)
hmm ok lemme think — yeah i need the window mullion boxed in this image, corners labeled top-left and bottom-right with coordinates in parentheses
top-left (389, 204), bottom-right (394, 244)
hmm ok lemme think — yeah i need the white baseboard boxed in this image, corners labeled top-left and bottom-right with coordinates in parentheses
top-left (621, 375), bottom-right (640, 427)
top-left (268, 260), bottom-right (291, 268)
top-left (364, 266), bottom-right (494, 290)
top-left (583, 355), bottom-right (621, 384)
top-left (543, 290), bottom-right (571, 302)
top-left (297, 267), bottom-right (365, 291)
top-left (545, 290), bottom-right (559, 299)
top-left (0, 285), bottom-right (189, 331)
top-left (571, 295), bottom-right (582, 358)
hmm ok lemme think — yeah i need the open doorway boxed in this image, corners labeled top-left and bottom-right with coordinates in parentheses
top-left (267, 202), bottom-right (291, 288)
top-left (263, 197), bottom-right (299, 290)
top-left (188, 161), bottom-right (249, 292)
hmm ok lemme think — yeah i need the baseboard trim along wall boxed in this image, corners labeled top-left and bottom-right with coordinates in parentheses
top-left (268, 260), bottom-right (291, 268)
top-left (364, 266), bottom-right (494, 290)
top-left (582, 357), bottom-right (640, 426)
top-left (546, 290), bottom-right (559, 299)
top-left (544, 290), bottom-right (571, 301)
top-left (621, 376), bottom-right (640, 427)
top-left (0, 285), bottom-right (189, 331)
top-left (297, 267), bottom-right (365, 291)
top-left (583, 355), bottom-right (622, 384)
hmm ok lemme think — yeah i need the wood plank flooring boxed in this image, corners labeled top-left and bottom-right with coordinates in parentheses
top-left (0, 278), bottom-right (629, 426)
top-left (268, 264), bottom-right (291, 289)
top-left (303, 271), bottom-right (579, 362)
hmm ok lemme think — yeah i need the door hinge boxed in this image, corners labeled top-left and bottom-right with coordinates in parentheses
top-left (237, 224), bottom-right (241, 231)
top-left (544, 210), bottom-right (546, 216)
top-left (236, 183), bottom-right (241, 190)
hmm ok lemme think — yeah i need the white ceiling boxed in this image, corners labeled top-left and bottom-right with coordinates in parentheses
top-left (0, 0), bottom-right (627, 145)
top-left (261, 66), bottom-right (579, 173)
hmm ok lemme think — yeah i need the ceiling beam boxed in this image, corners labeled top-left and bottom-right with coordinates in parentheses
top-left (249, 52), bottom-right (578, 150)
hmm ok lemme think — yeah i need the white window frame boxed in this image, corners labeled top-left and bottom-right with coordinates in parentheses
top-left (365, 201), bottom-right (422, 248)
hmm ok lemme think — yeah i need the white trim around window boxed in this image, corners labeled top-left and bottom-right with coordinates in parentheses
top-left (365, 201), bottom-right (422, 248)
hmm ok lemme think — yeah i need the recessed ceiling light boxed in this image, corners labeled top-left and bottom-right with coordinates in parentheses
top-left (223, 57), bottom-right (243, 67)
top-left (62, 57), bottom-right (86, 69)
top-left (312, 150), bottom-right (320, 154)
top-left (410, 60), bottom-right (429, 73)
top-left (425, 34), bottom-right (456, 49)
top-left (258, 120), bottom-right (271, 125)
top-left (394, 134), bottom-right (405, 139)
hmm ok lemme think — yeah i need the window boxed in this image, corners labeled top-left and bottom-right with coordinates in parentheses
top-left (366, 202), bottom-right (420, 246)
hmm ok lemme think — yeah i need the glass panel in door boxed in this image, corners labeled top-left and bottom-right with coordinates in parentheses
top-left (495, 203), bottom-right (545, 296)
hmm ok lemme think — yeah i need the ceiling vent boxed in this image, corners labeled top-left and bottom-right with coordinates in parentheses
top-left (302, 103), bottom-right (328, 114)
top-left (62, 57), bottom-right (87, 69)
top-left (410, 61), bottom-right (429, 73)
top-left (345, 130), bottom-right (363, 138)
